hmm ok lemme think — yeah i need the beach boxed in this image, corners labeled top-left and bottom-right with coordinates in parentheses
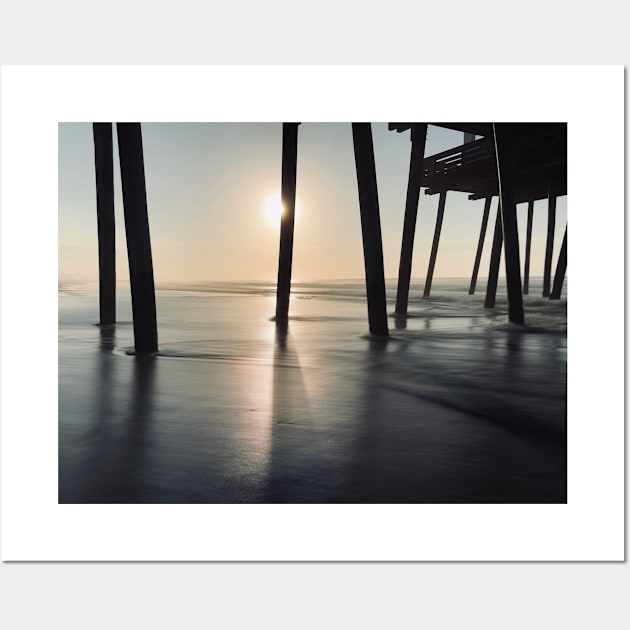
top-left (58, 278), bottom-right (566, 503)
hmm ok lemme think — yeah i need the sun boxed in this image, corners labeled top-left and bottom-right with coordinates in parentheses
top-left (264, 192), bottom-right (284, 226)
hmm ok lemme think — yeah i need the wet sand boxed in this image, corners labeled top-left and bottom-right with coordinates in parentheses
top-left (58, 280), bottom-right (566, 503)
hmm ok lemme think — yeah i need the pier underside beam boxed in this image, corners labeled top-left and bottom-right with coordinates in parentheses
top-left (468, 196), bottom-right (492, 295)
top-left (543, 194), bottom-right (557, 297)
top-left (275, 123), bottom-right (300, 323)
top-left (484, 203), bottom-right (503, 309)
top-left (352, 123), bottom-right (389, 337)
top-left (493, 123), bottom-right (525, 325)
top-left (93, 123), bottom-right (116, 326)
top-left (523, 200), bottom-right (534, 295)
top-left (395, 123), bottom-right (427, 314)
top-left (116, 122), bottom-right (158, 354)
top-left (423, 191), bottom-right (447, 298)
top-left (550, 226), bottom-right (567, 300)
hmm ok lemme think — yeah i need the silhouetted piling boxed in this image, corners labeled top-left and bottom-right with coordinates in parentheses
top-left (352, 123), bottom-right (389, 337)
top-left (550, 227), bottom-right (567, 299)
top-left (484, 204), bottom-right (503, 309)
top-left (543, 194), bottom-right (557, 297)
top-left (423, 191), bottom-right (447, 298)
top-left (395, 123), bottom-right (427, 314)
top-left (523, 200), bottom-right (534, 295)
top-left (116, 123), bottom-right (158, 354)
top-left (275, 123), bottom-right (299, 323)
top-left (493, 124), bottom-right (524, 325)
top-left (468, 196), bottom-right (492, 295)
top-left (93, 123), bottom-right (116, 326)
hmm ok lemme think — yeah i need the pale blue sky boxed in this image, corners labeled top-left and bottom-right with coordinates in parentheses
top-left (58, 122), bottom-right (567, 284)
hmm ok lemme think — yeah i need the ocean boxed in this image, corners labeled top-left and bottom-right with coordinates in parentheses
top-left (58, 277), bottom-right (566, 503)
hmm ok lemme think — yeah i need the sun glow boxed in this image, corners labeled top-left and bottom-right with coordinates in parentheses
top-left (264, 192), bottom-right (284, 226)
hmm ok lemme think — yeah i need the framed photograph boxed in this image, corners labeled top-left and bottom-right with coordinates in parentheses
top-left (1, 66), bottom-right (624, 561)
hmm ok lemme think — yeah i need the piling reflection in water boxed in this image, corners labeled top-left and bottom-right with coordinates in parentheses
top-left (60, 347), bottom-right (157, 503)
top-left (266, 322), bottom-right (320, 501)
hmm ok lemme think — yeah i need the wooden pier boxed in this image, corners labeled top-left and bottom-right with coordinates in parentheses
top-left (389, 122), bottom-right (567, 324)
top-left (91, 122), bottom-right (566, 348)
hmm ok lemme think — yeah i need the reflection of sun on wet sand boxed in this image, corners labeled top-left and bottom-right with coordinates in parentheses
top-left (59, 278), bottom-right (566, 503)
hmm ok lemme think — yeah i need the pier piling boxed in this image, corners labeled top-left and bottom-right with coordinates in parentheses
top-left (423, 191), bottom-right (447, 298)
top-left (493, 124), bottom-right (524, 325)
top-left (93, 123), bottom-right (116, 326)
top-left (550, 227), bottom-right (567, 299)
top-left (275, 123), bottom-right (300, 323)
top-left (523, 200), bottom-right (534, 295)
top-left (543, 194), bottom-right (557, 297)
top-left (484, 203), bottom-right (503, 309)
top-left (468, 196), bottom-right (492, 295)
top-left (395, 123), bottom-right (427, 314)
top-left (352, 123), bottom-right (389, 337)
top-left (116, 123), bottom-right (158, 354)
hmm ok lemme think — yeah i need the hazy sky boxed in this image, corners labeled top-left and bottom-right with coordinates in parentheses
top-left (58, 122), bottom-right (567, 284)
